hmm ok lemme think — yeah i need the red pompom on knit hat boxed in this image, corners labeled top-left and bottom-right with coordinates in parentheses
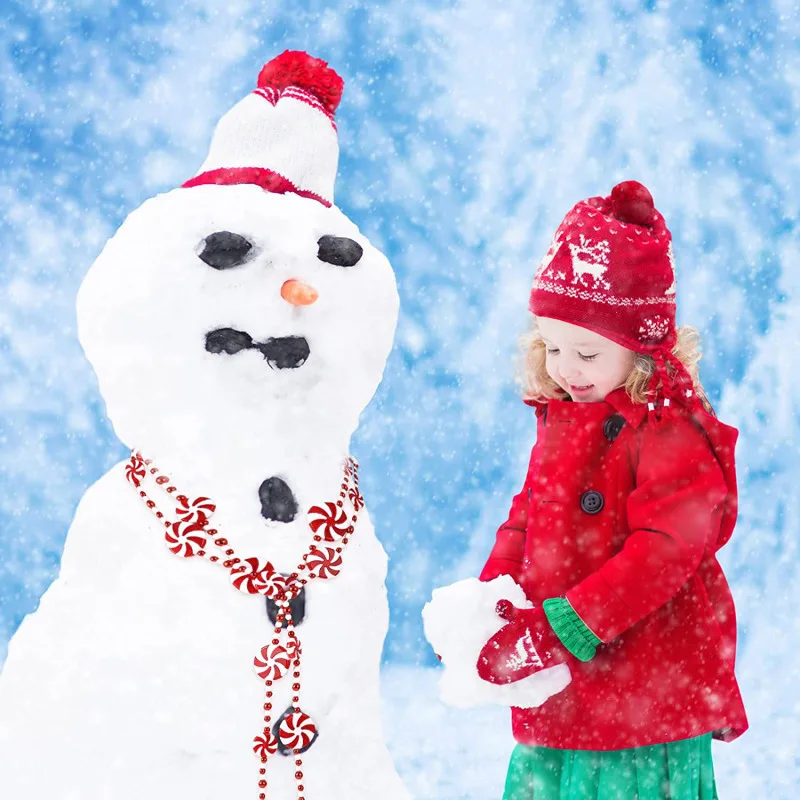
top-left (529, 180), bottom-right (700, 418)
top-left (182, 50), bottom-right (343, 206)
top-left (257, 50), bottom-right (344, 115)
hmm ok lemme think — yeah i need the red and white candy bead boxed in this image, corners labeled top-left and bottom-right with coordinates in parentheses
top-left (230, 557), bottom-right (277, 595)
top-left (253, 729), bottom-right (279, 759)
top-left (278, 709), bottom-right (318, 752)
top-left (305, 546), bottom-right (343, 579)
top-left (308, 501), bottom-right (349, 541)
top-left (175, 493), bottom-right (216, 526)
top-left (165, 521), bottom-right (208, 558)
top-left (254, 643), bottom-right (292, 682)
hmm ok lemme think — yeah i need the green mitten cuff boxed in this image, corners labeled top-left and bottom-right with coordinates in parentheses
top-left (543, 597), bottom-right (602, 662)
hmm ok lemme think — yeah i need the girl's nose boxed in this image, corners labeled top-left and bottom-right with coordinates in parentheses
top-left (560, 364), bottom-right (584, 382)
top-left (281, 279), bottom-right (319, 307)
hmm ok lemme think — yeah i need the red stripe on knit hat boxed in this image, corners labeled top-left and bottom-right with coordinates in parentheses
top-left (181, 167), bottom-right (332, 208)
top-left (252, 86), bottom-right (338, 130)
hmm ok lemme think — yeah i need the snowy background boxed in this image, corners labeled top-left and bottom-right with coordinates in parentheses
top-left (1, 1), bottom-right (798, 797)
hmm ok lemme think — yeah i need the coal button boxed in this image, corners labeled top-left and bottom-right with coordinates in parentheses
top-left (266, 579), bottom-right (306, 628)
top-left (580, 490), bottom-right (604, 515)
top-left (259, 476), bottom-right (299, 523)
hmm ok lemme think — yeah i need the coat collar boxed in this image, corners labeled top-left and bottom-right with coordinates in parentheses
top-left (524, 386), bottom-right (648, 429)
top-left (603, 386), bottom-right (649, 429)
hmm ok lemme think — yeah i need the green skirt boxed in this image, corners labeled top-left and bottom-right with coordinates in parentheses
top-left (503, 735), bottom-right (718, 800)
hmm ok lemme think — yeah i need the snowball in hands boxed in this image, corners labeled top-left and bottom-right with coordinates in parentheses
top-left (422, 576), bottom-right (571, 709)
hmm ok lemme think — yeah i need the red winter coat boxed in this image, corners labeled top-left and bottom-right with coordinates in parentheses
top-left (480, 386), bottom-right (748, 750)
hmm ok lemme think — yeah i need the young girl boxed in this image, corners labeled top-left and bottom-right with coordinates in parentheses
top-left (476, 181), bottom-right (748, 799)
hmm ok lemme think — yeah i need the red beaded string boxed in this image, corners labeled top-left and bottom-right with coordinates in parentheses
top-left (126, 452), bottom-right (360, 800)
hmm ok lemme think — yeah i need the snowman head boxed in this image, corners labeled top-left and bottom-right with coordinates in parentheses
top-left (77, 52), bottom-right (398, 461)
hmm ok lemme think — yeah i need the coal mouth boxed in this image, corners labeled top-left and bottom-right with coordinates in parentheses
top-left (257, 336), bottom-right (310, 370)
top-left (205, 328), bottom-right (310, 370)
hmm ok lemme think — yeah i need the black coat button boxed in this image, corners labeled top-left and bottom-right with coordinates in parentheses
top-left (603, 414), bottom-right (625, 442)
top-left (580, 490), bottom-right (604, 514)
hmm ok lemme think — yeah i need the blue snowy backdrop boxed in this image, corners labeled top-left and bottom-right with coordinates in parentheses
top-left (1, 1), bottom-right (798, 796)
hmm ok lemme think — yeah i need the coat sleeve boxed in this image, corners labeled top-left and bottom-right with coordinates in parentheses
top-left (565, 414), bottom-right (729, 643)
top-left (478, 443), bottom-right (537, 583)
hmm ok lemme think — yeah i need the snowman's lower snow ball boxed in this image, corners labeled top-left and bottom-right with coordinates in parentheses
top-left (0, 51), bottom-right (411, 800)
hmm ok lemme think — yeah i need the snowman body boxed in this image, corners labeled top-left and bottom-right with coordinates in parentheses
top-left (0, 182), bottom-right (409, 799)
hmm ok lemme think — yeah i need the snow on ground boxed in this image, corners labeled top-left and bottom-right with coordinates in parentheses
top-left (382, 665), bottom-right (754, 800)
top-left (383, 664), bottom-right (511, 799)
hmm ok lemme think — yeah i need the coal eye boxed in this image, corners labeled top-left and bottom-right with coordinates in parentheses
top-left (317, 235), bottom-right (363, 267)
top-left (198, 231), bottom-right (253, 270)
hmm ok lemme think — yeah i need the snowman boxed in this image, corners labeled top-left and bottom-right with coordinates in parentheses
top-left (0, 51), bottom-right (411, 800)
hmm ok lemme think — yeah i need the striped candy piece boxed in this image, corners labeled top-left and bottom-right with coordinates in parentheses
top-left (253, 643), bottom-right (292, 682)
top-left (278, 709), bottom-right (318, 752)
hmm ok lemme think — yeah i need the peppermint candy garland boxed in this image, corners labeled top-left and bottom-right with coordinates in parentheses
top-left (126, 451), bottom-right (361, 800)
top-left (278, 710), bottom-right (318, 751)
top-left (307, 501), bottom-right (350, 542)
top-left (165, 520), bottom-right (208, 558)
top-left (230, 557), bottom-right (280, 596)
top-left (176, 494), bottom-right (216, 526)
top-left (306, 546), bottom-right (343, 579)
top-left (253, 730), bottom-right (280, 759)
top-left (254, 643), bottom-right (294, 682)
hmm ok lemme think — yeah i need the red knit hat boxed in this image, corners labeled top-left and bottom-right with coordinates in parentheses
top-left (182, 51), bottom-right (344, 206)
top-left (529, 180), bottom-right (701, 416)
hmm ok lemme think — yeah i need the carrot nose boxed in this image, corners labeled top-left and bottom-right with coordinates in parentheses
top-left (281, 279), bottom-right (319, 307)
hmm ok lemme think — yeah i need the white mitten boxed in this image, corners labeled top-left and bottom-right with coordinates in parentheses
top-left (422, 576), bottom-right (571, 709)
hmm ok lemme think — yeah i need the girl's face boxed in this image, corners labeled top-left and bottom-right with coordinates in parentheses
top-left (537, 316), bottom-right (637, 403)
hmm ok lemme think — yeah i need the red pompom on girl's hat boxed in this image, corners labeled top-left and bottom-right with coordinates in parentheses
top-left (258, 50), bottom-right (344, 116)
top-left (610, 180), bottom-right (655, 227)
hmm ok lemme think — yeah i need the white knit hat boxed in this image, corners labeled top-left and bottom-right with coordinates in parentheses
top-left (182, 50), bottom-right (344, 207)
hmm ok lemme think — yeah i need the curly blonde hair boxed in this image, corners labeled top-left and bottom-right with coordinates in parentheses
top-left (518, 317), bottom-right (714, 414)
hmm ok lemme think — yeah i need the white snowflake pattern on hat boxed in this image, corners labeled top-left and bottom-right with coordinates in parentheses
top-left (665, 242), bottom-right (677, 296)
top-left (638, 315), bottom-right (670, 343)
